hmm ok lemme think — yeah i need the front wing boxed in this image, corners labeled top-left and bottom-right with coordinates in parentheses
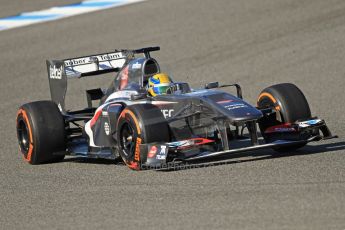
top-left (139, 119), bottom-right (337, 168)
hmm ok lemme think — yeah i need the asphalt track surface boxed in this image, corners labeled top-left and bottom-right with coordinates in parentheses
top-left (1, 0), bottom-right (345, 229)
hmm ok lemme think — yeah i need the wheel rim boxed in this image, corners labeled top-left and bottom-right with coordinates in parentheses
top-left (119, 122), bottom-right (136, 158)
top-left (258, 96), bottom-right (283, 123)
top-left (258, 97), bottom-right (276, 110)
top-left (17, 119), bottom-right (30, 153)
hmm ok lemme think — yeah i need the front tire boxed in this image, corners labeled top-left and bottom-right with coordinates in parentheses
top-left (116, 104), bottom-right (170, 170)
top-left (257, 83), bottom-right (312, 151)
top-left (16, 101), bottom-right (66, 164)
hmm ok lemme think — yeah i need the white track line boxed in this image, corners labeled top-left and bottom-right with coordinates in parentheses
top-left (0, 0), bottom-right (144, 31)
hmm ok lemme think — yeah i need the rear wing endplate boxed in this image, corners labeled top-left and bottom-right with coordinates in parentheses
top-left (46, 50), bottom-right (128, 113)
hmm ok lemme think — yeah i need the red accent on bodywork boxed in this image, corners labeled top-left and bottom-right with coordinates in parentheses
top-left (192, 138), bottom-right (214, 145)
top-left (177, 138), bottom-right (215, 150)
top-left (264, 123), bottom-right (296, 134)
top-left (148, 146), bottom-right (158, 158)
top-left (119, 66), bottom-right (129, 90)
top-left (90, 109), bottom-right (102, 127)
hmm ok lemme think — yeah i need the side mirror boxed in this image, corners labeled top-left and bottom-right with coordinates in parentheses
top-left (131, 93), bottom-right (147, 100)
top-left (130, 89), bottom-right (148, 100)
top-left (205, 82), bottom-right (219, 89)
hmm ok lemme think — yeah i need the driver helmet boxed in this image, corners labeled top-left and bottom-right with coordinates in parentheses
top-left (147, 73), bottom-right (173, 96)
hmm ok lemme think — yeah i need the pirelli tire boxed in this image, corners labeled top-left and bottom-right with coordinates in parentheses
top-left (116, 104), bottom-right (170, 170)
top-left (16, 101), bottom-right (66, 164)
top-left (257, 83), bottom-right (312, 151)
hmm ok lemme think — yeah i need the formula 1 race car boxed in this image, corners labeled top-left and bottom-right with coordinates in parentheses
top-left (16, 47), bottom-right (336, 170)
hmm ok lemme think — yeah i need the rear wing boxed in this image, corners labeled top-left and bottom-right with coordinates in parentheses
top-left (48, 51), bottom-right (128, 78)
top-left (46, 50), bottom-right (129, 113)
top-left (46, 47), bottom-right (160, 113)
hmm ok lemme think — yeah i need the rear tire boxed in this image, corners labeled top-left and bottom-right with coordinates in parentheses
top-left (116, 104), bottom-right (170, 170)
top-left (257, 83), bottom-right (312, 151)
top-left (16, 101), bottom-right (66, 164)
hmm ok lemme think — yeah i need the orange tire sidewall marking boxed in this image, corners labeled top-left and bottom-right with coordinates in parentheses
top-left (118, 108), bottom-right (142, 170)
top-left (257, 92), bottom-right (281, 111)
top-left (121, 109), bottom-right (141, 135)
top-left (134, 137), bottom-right (142, 161)
top-left (17, 109), bottom-right (34, 162)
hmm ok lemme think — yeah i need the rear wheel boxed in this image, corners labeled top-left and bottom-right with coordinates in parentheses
top-left (116, 104), bottom-right (170, 170)
top-left (257, 83), bottom-right (312, 151)
top-left (16, 101), bottom-right (66, 164)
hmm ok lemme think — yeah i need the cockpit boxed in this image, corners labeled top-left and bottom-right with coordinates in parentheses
top-left (104, 57), bottom-right (191, 99)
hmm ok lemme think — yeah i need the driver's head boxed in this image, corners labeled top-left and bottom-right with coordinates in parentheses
top-left (147, 73), bottom-right (173, 96)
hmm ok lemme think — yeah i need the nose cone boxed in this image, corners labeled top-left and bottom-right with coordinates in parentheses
top-left (217, 99), bottom-right (262, 121)
top-left (206, 93), bottom-right (263, 122)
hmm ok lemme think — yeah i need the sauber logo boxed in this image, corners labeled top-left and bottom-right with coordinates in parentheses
top-left (49, 65), bottom-right (63, 79)
top-left (64, 58), bottom-right (87, 66)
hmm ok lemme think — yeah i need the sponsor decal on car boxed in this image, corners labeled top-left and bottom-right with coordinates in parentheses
top-left (265, 123), bottom-right (296, 134)
top-left (49, 65), bottom-right (63, 79)
top-left (224, 103), bottom-right (248, 110)
top-left (161, 109), bottom-right (174, 118)
top-left (134, 137), bottom-right (142, 161)
top-left (156, 145), bottom-right (167, 160)
top-left (274, 127), bottom-right (295, 132)
top-left (132, 62), bottom-right (141, 69)
top-left (104, 122), bottom-right (110, 135)
top-left (97, 53), bottom-right (123, 61)
top-left (64, 58), bottom-right (87, 67)
top-left (298, 119), bottom-right (322, 128)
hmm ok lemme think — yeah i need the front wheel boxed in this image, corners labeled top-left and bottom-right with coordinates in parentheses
top-left (116, 104), bottom-right (170, 170)
top-left (257, 83), bottom-right (312, 152)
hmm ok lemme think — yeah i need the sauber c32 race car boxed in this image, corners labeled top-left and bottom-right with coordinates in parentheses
top-left (16, 47), bottom-right (336, 170)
